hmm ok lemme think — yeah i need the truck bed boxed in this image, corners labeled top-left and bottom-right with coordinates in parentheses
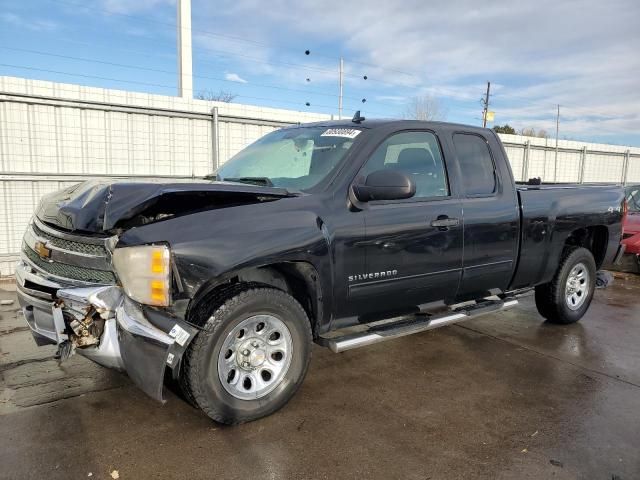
top-left (510, 183), bottom-right (624, 290)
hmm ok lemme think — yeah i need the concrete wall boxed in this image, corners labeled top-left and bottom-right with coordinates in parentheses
top-left (1, 75), bottom-right (639, 276)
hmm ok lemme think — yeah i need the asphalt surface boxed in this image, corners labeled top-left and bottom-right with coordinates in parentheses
top-left (1, 274), bottom-right (639, 480)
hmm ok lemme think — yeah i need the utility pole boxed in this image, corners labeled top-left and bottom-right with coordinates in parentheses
top-left (177, 0), bottom-right (193, 98)
top-left (338, 57), bottom-right (344, 119)
top-left (554, 104), bottom-right (560, 181)
top-left (481, 81), bottom-right (491, 127)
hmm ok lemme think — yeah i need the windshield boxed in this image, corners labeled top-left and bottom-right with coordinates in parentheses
top-left (626, 185), bottom-right (640, 212)
top-left (213, 126), bottom-right (361, 190)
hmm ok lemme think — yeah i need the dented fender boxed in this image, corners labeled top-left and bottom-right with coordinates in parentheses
top-left (115, 298), bottom-right (199, 402)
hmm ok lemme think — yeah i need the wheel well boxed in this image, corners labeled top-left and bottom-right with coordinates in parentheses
top-left (187, 262), bottom-right (323, 337)
top-left (564, 226), bottom-right (608, 268)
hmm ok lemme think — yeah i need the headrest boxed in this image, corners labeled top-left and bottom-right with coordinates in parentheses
top-left (397, 148), bottom-right (436, 173)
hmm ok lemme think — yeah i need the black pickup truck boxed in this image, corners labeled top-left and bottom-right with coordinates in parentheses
top-left (17, 118), bottom-right (626, 424)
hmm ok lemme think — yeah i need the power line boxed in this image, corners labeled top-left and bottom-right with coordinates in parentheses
top-left (0, 63), bottom-right (340, 111)
top-left (491, 91), bottom-right (630, 119)
top-left (481, 81), bottom-right (491, 128)
top-left (0, 47), bottom-right (402, 107)
top-left (39, 31), bottom-right (395, 88)
top-left (52, 0), bottom-right (419, 80)
top-left (0, 63), bottom-right (395, 117)
top-left (43, 36), bottom-right (177, 61)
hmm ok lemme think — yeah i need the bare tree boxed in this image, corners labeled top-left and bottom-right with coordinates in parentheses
top-left (520, 127), bottom-right (549, 139)
top-left (402, 95), bottom-right (447, 121)
top-left (537, 129), bottom-right (549, 139)
top-left (195, 90), bottom-right (238, 102)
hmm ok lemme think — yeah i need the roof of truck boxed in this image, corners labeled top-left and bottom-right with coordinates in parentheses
top-left (292, 118), bottom-right (491, 132)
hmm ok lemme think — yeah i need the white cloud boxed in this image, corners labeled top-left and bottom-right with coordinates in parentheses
top-left (99, 0), bottom-right (175, 14)
top-left (224, 72), bottom-right (248, 84)
top-left (374, 95), bottom-right (407, 104)
top-left (0, 12), bottom-right (58, 31)
top-left (192, 0), bottom-right (640, 142)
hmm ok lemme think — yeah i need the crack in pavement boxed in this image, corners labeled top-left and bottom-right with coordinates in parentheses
top-left (0, 326), bottom-right (30, 336)
top-left (1, 384), bottom-right (128, 412)
top-left (0, 355), bottom-right (56, 374)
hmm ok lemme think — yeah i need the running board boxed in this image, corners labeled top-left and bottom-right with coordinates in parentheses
top-left (318, 298), bottom-right (518, 353)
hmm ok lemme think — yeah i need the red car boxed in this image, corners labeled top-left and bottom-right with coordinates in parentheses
top-left (623, 185), bottom-right (640, 255)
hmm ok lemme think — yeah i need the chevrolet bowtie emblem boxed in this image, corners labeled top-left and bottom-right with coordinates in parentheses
top-left (34, 241), bottom-right (52, 259)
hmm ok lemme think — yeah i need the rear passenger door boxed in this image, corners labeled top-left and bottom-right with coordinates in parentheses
top-left (450, 132), bottom-right (519, 301)
top-left (351, 130), bottom-right (463, 314)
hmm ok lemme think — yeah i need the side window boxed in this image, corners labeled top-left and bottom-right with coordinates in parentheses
top-left (360, 131), bottom-right (449, 198)
top-left (452, 134), bottom-right (496, 195)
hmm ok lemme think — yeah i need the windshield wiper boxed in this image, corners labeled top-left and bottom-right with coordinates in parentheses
top-left (222, 177), bottom-right (274, 187)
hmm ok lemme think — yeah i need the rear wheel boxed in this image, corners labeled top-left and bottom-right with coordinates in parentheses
top-left (180, 286), bottom-right (312, 424)
top-left (534, 247), bottom-right (596, 324)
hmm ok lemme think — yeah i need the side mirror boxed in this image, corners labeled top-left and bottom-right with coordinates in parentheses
top-left (353, 169), bottom-right (416, 202)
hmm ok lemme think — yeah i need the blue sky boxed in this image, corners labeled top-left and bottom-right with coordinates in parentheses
top-left (1, 0), bottom-right (639, 146)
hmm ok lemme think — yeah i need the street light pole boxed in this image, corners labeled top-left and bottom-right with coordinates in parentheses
top-left (177, 0), bottom-right (193, 98)
top-left (338, 57), bottom-right (344, 119)
top-left (554, 104), bottom-right (560, 181)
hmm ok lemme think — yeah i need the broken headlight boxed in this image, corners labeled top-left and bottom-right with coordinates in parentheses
top-left (112, 244), bottom-right (171, 306)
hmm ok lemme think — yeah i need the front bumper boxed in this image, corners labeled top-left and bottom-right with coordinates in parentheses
top-left (16, 261), bottom-right (198, 402)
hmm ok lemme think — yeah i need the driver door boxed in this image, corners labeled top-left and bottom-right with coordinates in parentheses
top-left (349, 130), bottom-right (463, 314)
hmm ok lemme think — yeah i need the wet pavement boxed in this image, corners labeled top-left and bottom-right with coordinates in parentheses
top-left (1, 275), bottom-right (639, 480)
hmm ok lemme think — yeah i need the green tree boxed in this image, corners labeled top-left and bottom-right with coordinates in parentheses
top-left (493, 124), bottom-right (516, 134)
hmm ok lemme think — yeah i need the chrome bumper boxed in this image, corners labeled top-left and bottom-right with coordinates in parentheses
top-left (16, 261), bottom-right (197, 402)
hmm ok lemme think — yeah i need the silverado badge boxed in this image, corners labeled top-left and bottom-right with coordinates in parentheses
top-left (348, 270), bottom-right (398, 282)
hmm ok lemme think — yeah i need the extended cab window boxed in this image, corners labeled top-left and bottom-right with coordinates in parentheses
top-left (360, 131), bottom-right (449, 198)
top-left (452, 133), bottom-right (496, 195)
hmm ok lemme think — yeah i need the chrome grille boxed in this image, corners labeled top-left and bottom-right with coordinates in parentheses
top-left (21, 219), bottom-right (117, 285)
top-left (32, 223), bottom-right (107, 256)
top-left (22, 243), bottom-right (117, 284)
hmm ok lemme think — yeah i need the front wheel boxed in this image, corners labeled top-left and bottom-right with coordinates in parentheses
top-left (180, 286), bottom-right (312, 424)
top-left (534, 247), bottom-right (597, 324)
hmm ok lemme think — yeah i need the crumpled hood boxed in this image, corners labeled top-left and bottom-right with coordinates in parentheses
top-left (35, 179), bottom-right (296, 233)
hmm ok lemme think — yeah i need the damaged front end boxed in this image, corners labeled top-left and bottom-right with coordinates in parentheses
top-left (52, 286), bottom-right (123, 367)
top-left (18, 178), bottom-right (294, 402)
top-left (16, 217), bottom-right (198, 402)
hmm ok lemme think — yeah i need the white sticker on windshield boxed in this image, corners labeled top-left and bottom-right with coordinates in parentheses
top-left (321, 128), bottom-right (361, 139)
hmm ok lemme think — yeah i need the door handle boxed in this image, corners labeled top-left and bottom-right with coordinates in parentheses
top-left (430, 216), bottom-right (460, 230)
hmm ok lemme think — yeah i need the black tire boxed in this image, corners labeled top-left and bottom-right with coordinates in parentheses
top-left (180, 286), bottom-right (312, 424)
top-left (534, 247), bottom-right (597, 324)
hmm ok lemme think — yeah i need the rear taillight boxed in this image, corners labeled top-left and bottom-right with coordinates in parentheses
top-left (622, 199), bottom-right (628, 234)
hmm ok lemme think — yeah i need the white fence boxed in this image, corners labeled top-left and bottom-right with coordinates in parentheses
top-left (0, 76), bottom-right (330, 275)
top-left (499, 134), bottom-right (640, 184)
top-left (1, 75), bottom-right (639, 276)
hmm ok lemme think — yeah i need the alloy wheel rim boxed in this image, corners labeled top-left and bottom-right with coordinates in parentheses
top-left (217, 314), bottom-right (293, 400)
top-left (565, 262), bottom-right (589, 310)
